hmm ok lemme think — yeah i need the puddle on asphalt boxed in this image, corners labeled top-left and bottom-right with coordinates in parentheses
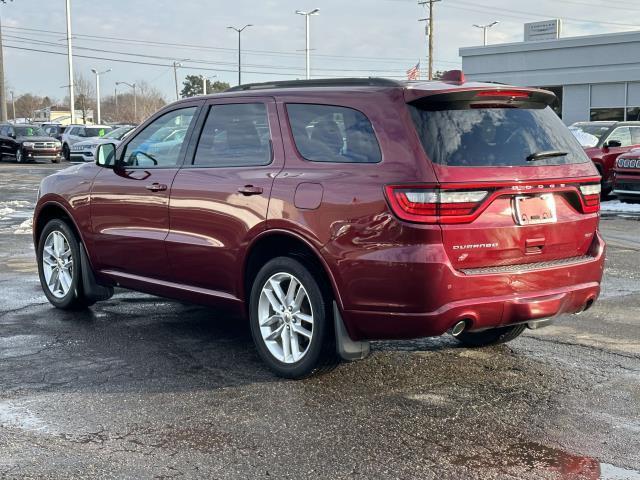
top-left (452, 440), bottom-right (640, 479)
top-left (0, 335), bottom-right (47, 359)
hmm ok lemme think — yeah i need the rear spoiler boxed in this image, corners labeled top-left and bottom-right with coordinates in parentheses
top-left (405, 86), bottom-right (556, 111)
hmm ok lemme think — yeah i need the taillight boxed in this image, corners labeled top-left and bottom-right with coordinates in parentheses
top-left (579, 183), bottom-right (601, 213)
top-left (385, 185), bottom-right (489, 224)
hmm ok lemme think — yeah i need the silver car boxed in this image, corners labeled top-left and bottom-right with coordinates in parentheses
top-left (68, 125), bottom-right (136, 162)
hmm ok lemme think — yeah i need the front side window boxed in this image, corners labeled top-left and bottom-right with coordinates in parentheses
top-left (193, 103), bottom-right (271, 167)
top-left (122, 107), bottom-right (197, 168)
top-left (286, 104), bottom-right (381, 163)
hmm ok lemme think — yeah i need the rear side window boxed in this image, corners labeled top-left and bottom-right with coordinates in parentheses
top-left (193, 103), bottom-right (271, 167)
top-left (409, 106), bottom-right (588, 167)
top-left (286, 104), bottom-right (381, 163)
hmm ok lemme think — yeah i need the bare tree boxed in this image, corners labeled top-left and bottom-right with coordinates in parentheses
top-left (100, 80), bottom-right (166, 124)
top-left (74, 72), bottom-right (95, 123)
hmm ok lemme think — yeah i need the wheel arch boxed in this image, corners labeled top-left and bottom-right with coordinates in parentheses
top-left (242, 229), bottom-right (343, 313)
top-left (34, 200), bottom-right (85, 250)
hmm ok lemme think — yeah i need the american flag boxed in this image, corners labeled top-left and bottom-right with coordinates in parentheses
top-left (406, 61), bottom-right (420, 81)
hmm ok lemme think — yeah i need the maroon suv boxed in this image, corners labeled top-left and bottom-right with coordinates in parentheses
top-left (33, 74), bottom-right (605, 378)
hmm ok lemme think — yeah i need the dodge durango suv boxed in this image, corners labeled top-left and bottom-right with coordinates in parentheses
top-left (33, 73), bottom-right (605, 378)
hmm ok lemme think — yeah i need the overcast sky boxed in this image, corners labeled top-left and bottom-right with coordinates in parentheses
top-left (2, 0), bottom-right (640, 102)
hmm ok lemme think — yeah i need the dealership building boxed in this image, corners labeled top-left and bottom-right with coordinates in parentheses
top-left (459, 24), bottom-right (640, 125)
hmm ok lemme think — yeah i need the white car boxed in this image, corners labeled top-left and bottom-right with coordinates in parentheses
top-left (68, 125), bottom-right (136, 163)
top-left (62, 124), bottom-right (113, 161)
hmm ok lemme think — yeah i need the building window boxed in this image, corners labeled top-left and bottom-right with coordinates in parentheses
top-left (590, 108), bottom-right (625, 122)
top-left (627, 107), bottom-right (640, 122)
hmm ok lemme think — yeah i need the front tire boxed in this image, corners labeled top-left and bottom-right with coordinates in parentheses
top-left (249, 256), bottom-right (338, 379)
top-left (15, 149), bottom-right (23, 163)
top-left (37, 219), bottom-right (92, 310)
top-left (62, 144), bottom-right (70, 162)
top-left (454, 324), bottom-right (526, 347)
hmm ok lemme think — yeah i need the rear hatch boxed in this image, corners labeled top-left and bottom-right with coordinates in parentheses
top-left (388, 86), bottom-right (601, 271)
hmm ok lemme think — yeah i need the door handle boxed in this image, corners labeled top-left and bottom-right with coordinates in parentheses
top-left (238, 185), bottom-right (264, 196)
top-left (145, 183), bottom-right (168, 192)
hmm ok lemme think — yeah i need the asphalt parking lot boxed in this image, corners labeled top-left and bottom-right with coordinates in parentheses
top-left (0, 162), bottom-right (639, 480)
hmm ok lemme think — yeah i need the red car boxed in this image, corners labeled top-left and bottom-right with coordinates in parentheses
top-left (612, 148), bottom-right (640, 202)
top-left (573, 121), bottom-right (640, 194)
top-left (33, 73), bottom-right (605, 378)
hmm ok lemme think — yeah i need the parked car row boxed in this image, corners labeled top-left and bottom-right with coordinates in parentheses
top-left (0, 124), bottom-right (62, 163)
top-left (570, 120), bottom-right (640, 202)
top-left (34, 75), bottom-right (604, 378)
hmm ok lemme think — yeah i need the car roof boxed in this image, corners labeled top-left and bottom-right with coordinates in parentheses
top-left (171, 76), bottom-right (552, 103)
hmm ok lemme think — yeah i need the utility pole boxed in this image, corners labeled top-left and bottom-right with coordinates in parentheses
top-left (91, 68), bottom-right (111, 124)
top-left (0, 2), bottom-right (10, 123)
top-left (65, 0), bottom-right (75, 124)
top-left (227, 25), bottom-right (252, 86)
top-left (173, 61), bottom-right (182, 101)
top-left (473, 21), bottom-right (499, 46)
top-left (295, 9), bottom-right (320, 80)
top-left (114, 86), bottom-right (118, 120)
top-left (418, 0), bottom-right (440, 80)
top-left (10, 89), bottom-right (14, 120)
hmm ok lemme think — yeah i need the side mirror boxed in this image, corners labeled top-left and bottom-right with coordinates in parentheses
top-left (605, 139), bottom-right (622, 149)
top-left (96, 143), bottom-right (117, 168)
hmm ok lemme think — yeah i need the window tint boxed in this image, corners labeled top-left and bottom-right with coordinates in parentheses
top-left (631, 127), bottom-right (640, 145)
top-left (123, 107), bottom-right (197, 168)
top-left (286, 104), bottom-right (381, 163)
top-left (193, 103), bottom-right (271, 167)
top-left (409, 106), bottom-right (588, 167)
top-left (608, 127), bottom-right (632, 146)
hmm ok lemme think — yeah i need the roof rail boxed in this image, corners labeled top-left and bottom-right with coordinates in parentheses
top-left (226, 77), bottom-right (403, 92)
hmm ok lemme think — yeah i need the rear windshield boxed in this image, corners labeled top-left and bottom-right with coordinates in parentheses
top-left (409, 106), bottom-right (588, 167)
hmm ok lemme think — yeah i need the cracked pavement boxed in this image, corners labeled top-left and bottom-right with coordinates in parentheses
top-left (0, 162), bottom-right (639, 479)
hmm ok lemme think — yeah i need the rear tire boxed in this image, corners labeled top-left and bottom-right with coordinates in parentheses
top-left (454, 324), bottom-right (526, 347)
top-left (37, 219), bottom-right (94, 310)
top-left (249, 256), bottom-right (339, 379)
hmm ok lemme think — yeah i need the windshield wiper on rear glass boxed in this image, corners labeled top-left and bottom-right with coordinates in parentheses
top-left (526, 150), bottom-right (568, 162)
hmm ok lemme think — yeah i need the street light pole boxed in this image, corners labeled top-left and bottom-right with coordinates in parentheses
top-left (91, 68), bottom-right (111, 124)
top-left (201, 74), bottom-right (217, 95)
top-left (114, 86), bottom-right (118, 120)
top-left (65, 0), bottom-right (75, 124)
top-left (295, 9), bottom-right (320, 80)
top-left (227, 25), bottom-right (253, 86)
top-left (116, 81), bottom-right (136, 123)
top-left (473, 21), bottom-right (499, 46)
top-left (10, 90), bottom-right (14, 121)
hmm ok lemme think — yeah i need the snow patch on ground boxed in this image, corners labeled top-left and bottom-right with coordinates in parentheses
top-left (0, 200), bottom-right (31, 208)
top-left (600, 200), bottom-right (640, 213)
top-left (13, 218), bottom-right (32, 235)
top-left (0, 207), bottom-right (15, 218)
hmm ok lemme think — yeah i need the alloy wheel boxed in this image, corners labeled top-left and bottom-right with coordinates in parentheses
top-left (16, 149), bottom-right (22, 163)
top-left (258, 272), bottom-right (314, 364)
top-left (42, 230), bottom-right (74, 298)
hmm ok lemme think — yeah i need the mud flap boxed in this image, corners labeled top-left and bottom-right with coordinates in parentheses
top-left (80, 243), bottom-right (114, 302)
top-left (334, 302), bottom-right (370, 361)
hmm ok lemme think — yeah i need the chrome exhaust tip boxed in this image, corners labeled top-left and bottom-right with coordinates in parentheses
top-left (451, 320), bottom-right (467, 337)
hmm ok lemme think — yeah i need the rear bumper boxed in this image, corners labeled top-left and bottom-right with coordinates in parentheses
top-left (340, 232), bottom-right (605, 341)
